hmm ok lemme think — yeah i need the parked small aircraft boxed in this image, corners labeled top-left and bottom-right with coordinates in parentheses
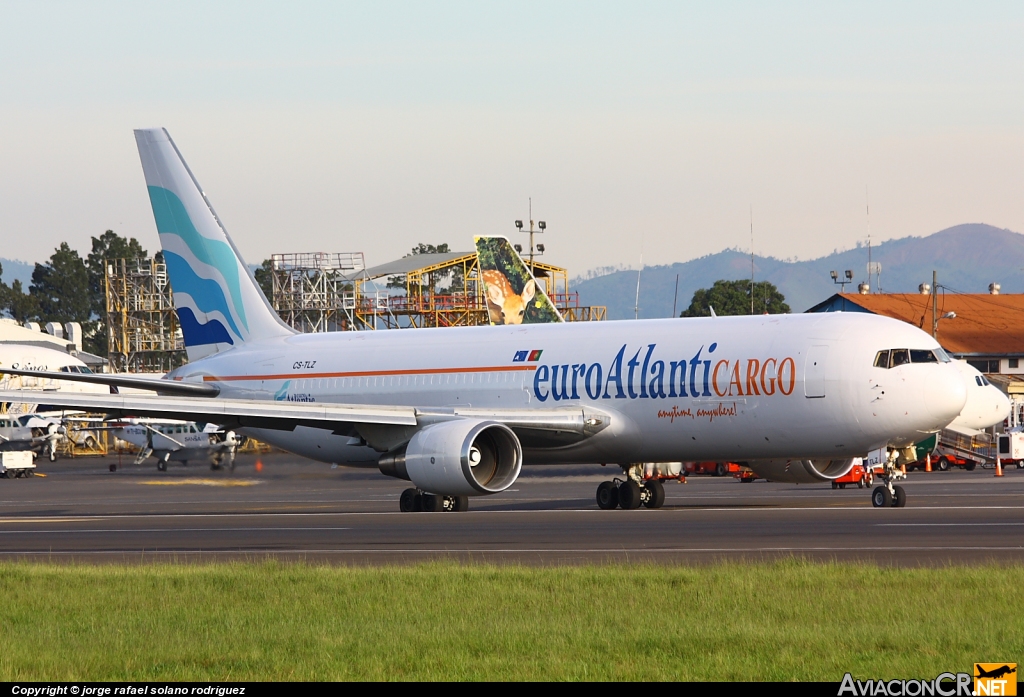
top-left (108, 418), bottom-right (241, 471)
top-left (0, 412), bottom-right (67, 461)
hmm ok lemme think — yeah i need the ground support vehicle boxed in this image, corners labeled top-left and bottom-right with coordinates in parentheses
top-left (831, 460), bottom-right (873, 489)
top-left (0, 451), bottom-right (36, 478)
top-left (735, 468), bottom-right (760, 482)
top-left (997, 431), bottom-right (1024, 469)
top-left (908, 431), bottom-right (991, 471)
top-left (685, 461), bottom-right (742, 477)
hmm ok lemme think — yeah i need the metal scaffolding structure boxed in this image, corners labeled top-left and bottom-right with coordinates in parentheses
top-left (270, 250), bottom-right (606, 331)
top-left (269, 252), bottom-right (367, 332)
top-left (105, 257), bottom-right (186, 373)
top-left (104, 249), bottom-right (605, 367)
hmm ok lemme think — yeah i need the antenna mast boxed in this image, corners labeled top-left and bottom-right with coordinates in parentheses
top-left (865, 187), bottom-right (873, 293)
top-left (634, 253), bottom-right (643, 320)
top-left (750, 205), bottom-right (755, 315)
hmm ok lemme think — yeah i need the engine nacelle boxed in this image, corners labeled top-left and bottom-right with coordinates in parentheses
top-left (745, 458), bottom-right (856, 484)
top-left (378, 419), bottom-right (522, 496)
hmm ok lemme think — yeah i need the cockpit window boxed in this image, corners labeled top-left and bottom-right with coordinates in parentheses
top-left (890, 349), bottom-right (910, 367)
top-left (910, 350), bottom-right (937, 364)
top-left (875, 348), bottom-right (948, 368)
top-left (79, 366), bottom-right (93, 374)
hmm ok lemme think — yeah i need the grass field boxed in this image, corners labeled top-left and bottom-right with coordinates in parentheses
top-left (1, 560), bottom-right (1021, 681)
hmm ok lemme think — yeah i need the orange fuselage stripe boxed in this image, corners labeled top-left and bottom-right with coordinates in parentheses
top-left (203, 364), bottom-right (539, 382)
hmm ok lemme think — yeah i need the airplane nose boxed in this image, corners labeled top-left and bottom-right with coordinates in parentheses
top-left (923, 364), bottom-right (969, 429)
top-left (993, 388), bottom-right (1011, 425)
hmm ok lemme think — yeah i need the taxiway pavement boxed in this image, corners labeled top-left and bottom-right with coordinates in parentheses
top-left (1, 454), bottom-right (1022, 565)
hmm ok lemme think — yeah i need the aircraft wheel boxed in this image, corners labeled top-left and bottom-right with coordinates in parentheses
top-left (937, 457), bottom-right (950, 471)
top-left (893, 485), bottom-right (906, 508)
top-left (964, 461), bottom-right (976, 471)
top-left (872, 486), bottom-right (892, 508)
top-left (596, 481), bottom-right (619, 510)
top-left (447, 496), bottom-right (469, 512)
top-left (618, 480), bottom-right (642, 510)
top-left (399, 488), bottom-right (420, 513)
top-left (157, 461), bottom-right (167, 472)
top-left (643, 480), bottom-right (665, 509)
top-left (48, 450), bottom-right (56, 462)
top-left (420, 493), bottom-right (444, 512)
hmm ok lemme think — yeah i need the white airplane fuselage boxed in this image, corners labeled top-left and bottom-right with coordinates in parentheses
top-left (168, 312), bottom-right (967, 467)
top-left (117, 423), bottom-right (211, 459)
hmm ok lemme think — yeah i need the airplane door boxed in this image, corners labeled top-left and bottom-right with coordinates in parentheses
top-left (804, 345), bottom-right (828, 398)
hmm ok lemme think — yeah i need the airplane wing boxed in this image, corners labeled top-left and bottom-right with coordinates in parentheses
top-left (0, 390), bottom-right (609, 450)
top-left (0, 390), bottom-right (415, 429)
top-left (0, 368), bottom-right (218, 396)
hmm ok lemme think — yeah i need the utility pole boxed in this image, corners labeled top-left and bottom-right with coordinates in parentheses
top-left (672, 273), bottom-right (680, 318)
top-left (931, 270), bottom-right (938, 338)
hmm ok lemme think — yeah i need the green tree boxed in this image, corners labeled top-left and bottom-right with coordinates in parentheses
top-left (253, 259), bottom-right (275, 301)
top-left (0, 263), bottom-right (39, 323)
top-left (30, 243), bottom-right (91, 323)
top-left (681, 279), bottom-right (790, 317)
top-left (4, 279), bottom-right (39, 323)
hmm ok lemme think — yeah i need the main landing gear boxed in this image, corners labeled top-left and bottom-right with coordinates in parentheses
top-left (399, 488), bottom-right (469, 513)
top-left (596, 465), bottom-right (666, 510)
top-left (871, 449), bottom-right (907, 508)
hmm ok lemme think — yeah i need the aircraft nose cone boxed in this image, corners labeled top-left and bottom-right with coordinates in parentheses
top-left (921, 363), bottom-right (969, 430)
top-left (993, 388), bottom-right (1011, 424)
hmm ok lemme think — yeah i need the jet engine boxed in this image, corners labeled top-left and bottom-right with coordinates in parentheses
top-left (378, 419), bottom-right (522, 496)
top-left (744, 458), bottom-right (856, 484)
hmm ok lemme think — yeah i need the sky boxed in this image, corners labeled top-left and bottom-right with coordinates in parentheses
top-left (2, 1), bottom-right (1023, 277)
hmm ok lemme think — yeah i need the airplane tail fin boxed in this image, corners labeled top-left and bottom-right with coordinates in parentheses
top-left (474, 236), bottom-right (563, 325)
top-left (134, 128), bottom-right (294, 360)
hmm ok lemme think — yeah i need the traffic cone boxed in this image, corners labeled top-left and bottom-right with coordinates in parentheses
top-left (900, 462), bottom-right (906, 475)
top-left (995, 458), bottom-right (1004, 477)
top-left (925, 454), bottom-right (932, 472)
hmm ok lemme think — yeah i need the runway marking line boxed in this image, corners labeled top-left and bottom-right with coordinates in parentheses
top-left (0, 527), bottom-right (351, 534)
top-left (877, 523), bottom-right (1024, 527)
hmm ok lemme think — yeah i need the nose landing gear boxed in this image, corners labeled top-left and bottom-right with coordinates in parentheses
top-left (871, 449), bottom-right (907, 507)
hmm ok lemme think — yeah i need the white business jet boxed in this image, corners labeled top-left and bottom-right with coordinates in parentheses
top-left (0, 129), bottom-right (968, 511)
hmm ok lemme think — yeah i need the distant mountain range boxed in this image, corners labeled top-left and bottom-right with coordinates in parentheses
top-left (4, 223), bottom-right (1018, 319)
top-left (0, 258), bottom-right (35, 288)
top-left (572, 224), bottom-right (1024, 319)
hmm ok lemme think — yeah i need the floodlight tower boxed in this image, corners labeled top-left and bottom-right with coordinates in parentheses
top-left (513, 199), bottom-right (546, 276)
top-left (830, 269), bottom-right (854, 293)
